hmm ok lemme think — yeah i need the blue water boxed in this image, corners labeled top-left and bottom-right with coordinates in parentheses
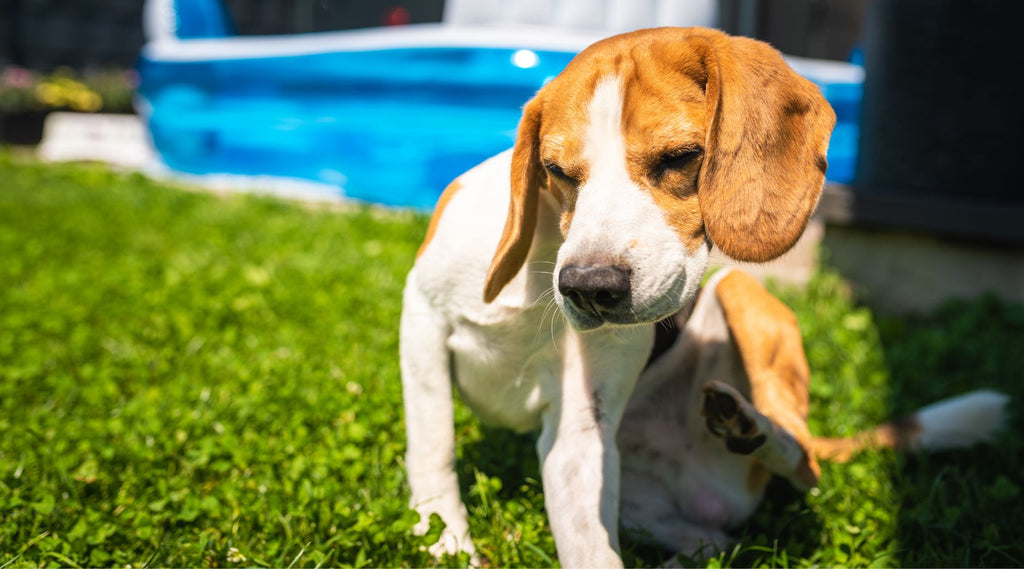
top-left (138, 47), bottom-right (575, 208)
top-left (137, 45), bottom-right (859, 209)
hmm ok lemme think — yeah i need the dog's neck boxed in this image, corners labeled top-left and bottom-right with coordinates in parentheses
top-left (646, 286), bottom-right (702, 367)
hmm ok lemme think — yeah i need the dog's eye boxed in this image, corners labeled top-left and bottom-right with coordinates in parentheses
top-left (545, 162), bottom-right (575, 183)
top-left (657, 147), bottom-right (704, 172)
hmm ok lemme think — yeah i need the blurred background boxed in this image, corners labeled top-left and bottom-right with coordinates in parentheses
top-left (0, 0), bottom-right (869, 69)
top-left (1, 0), bottom-right (1022, 312)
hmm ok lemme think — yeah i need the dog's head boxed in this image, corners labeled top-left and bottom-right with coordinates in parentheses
top-left (484, 28), bottom-right (836, 330)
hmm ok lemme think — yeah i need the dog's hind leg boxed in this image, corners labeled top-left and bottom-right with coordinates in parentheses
top-left (705, 268), bottom-right (821, 490)
top-left (701, 380), bottom-right (818, 490)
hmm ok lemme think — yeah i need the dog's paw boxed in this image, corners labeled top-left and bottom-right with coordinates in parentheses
top-left (413, 511), bottom-right (481, 566)
top-left (701, 380), bottom-right (766, 455)
top-left (426, 531), bottom-right (479, 565)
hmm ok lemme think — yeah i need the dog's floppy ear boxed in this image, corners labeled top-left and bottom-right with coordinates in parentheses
top-left (483, 96), bottom-right (545, 303)
top-left (698, 33), bottom-right (836, 263)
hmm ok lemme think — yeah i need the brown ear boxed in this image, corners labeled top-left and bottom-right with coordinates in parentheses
top-left (698, 33), bottom-right (836, 263)
top-left (483, 96), bottom-right (545, 303)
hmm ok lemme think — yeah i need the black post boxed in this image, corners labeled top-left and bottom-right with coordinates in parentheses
top-left (857, 0), bottom-right (1024, 203)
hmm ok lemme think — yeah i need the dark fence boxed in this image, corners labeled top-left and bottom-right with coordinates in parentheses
top-left (1, 0), bottom-right (145, 70)
top-left (823, 0), bottom-right (1024, 245)
top-left (718, 0), bottom-right (866, 62)
top-left (224, 0), bottom-right (444, 36)
top-left (0, 0), bottom-right (444, 71)
top-left (1, 0), bottom-right (862, 72)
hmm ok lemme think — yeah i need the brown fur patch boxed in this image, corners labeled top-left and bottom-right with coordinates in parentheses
top-left (810, 415), bottom-right (924, 463)
top-left (416, 179), bottom-right (463, 259)
top-left (746, 460), bottom-right (773, 494)
top-left (619, 37), bottom-right (709, 253)
top-left (872, 415), bottom-right (924, 449)
top-left (715, 269), bottom-right (821, 482)
top-left (695, 30), bottom-right (836, 262)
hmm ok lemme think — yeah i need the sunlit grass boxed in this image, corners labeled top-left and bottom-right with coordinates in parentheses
top-left (1, 152), bottom-right (1021, 567)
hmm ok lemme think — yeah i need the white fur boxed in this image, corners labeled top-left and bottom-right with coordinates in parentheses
top-left (404, 144), bottom-right (657, 566)
top-left (402, 74), bottom-right (713, 567)
top-left (913, 390), bottom-right (1010, 450)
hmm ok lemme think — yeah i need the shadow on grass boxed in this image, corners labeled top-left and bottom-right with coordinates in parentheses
top-left (877, 296), bottom-right (1024, 567)
top-left (453, 410), bottom-right (826, 568)
top-left (457, 426), bottom-right (541, 499)
top-left (453, 423), bottom-right (558, 566)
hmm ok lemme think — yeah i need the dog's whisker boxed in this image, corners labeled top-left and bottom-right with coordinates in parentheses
top-left (549, 306), bottom-right (564, 354)
top-left (630, 306), bottom-right (644, 328)
top-left (532, 287), bottom-right (561, 345)
top-left (532, 299), bottom-right (551, 342)
top-left (529, 287), bottom-right (556, 311)
top-left (546, 299), bottom-right (562, 341)
top-left (534, 292), bottom-right (564, 353)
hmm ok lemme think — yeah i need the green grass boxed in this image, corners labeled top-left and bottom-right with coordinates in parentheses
top-left (0, 152), bottom-right (1021, 568)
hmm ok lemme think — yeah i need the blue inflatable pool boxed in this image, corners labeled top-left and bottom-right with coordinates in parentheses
top-left (137, 1), bottom-right (862, 209)
top-left (138, 40), bottom-right (577, 208)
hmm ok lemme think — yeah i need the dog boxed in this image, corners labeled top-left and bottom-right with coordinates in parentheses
top-left (399, 27), bottom-right (1008, 566)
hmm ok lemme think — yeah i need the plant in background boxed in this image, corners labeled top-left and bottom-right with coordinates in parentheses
top-left (0, 66), bottom-right (137, 114)
top-left (86, 68), bottom-right (139, 113)
top-left (0, 67), bottom-right (37, 112)
top-left (33, 68), bottom-right (103, 112)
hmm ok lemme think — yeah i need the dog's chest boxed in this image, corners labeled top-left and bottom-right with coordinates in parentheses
top-left (446, 308), bottom-right (566, 433)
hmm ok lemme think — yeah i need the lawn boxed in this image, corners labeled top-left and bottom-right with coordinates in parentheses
top-left (0, 151), bottom-right (1021, 568)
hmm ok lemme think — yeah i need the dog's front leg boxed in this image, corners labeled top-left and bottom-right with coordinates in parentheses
top-left (399, 278), bottom-right (474, 559)
top-left (537, 325), bottom-right (653, 568)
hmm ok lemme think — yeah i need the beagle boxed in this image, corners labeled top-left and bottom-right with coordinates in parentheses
top-left (400, 27), bottom-right (1007, 566)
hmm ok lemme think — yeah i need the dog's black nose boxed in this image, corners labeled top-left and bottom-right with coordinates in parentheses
top-left (558, 265), bottom-right (631, 316)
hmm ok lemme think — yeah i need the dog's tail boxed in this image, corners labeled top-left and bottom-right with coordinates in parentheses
top-left (808, 390), bottom-right (1010, 462)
